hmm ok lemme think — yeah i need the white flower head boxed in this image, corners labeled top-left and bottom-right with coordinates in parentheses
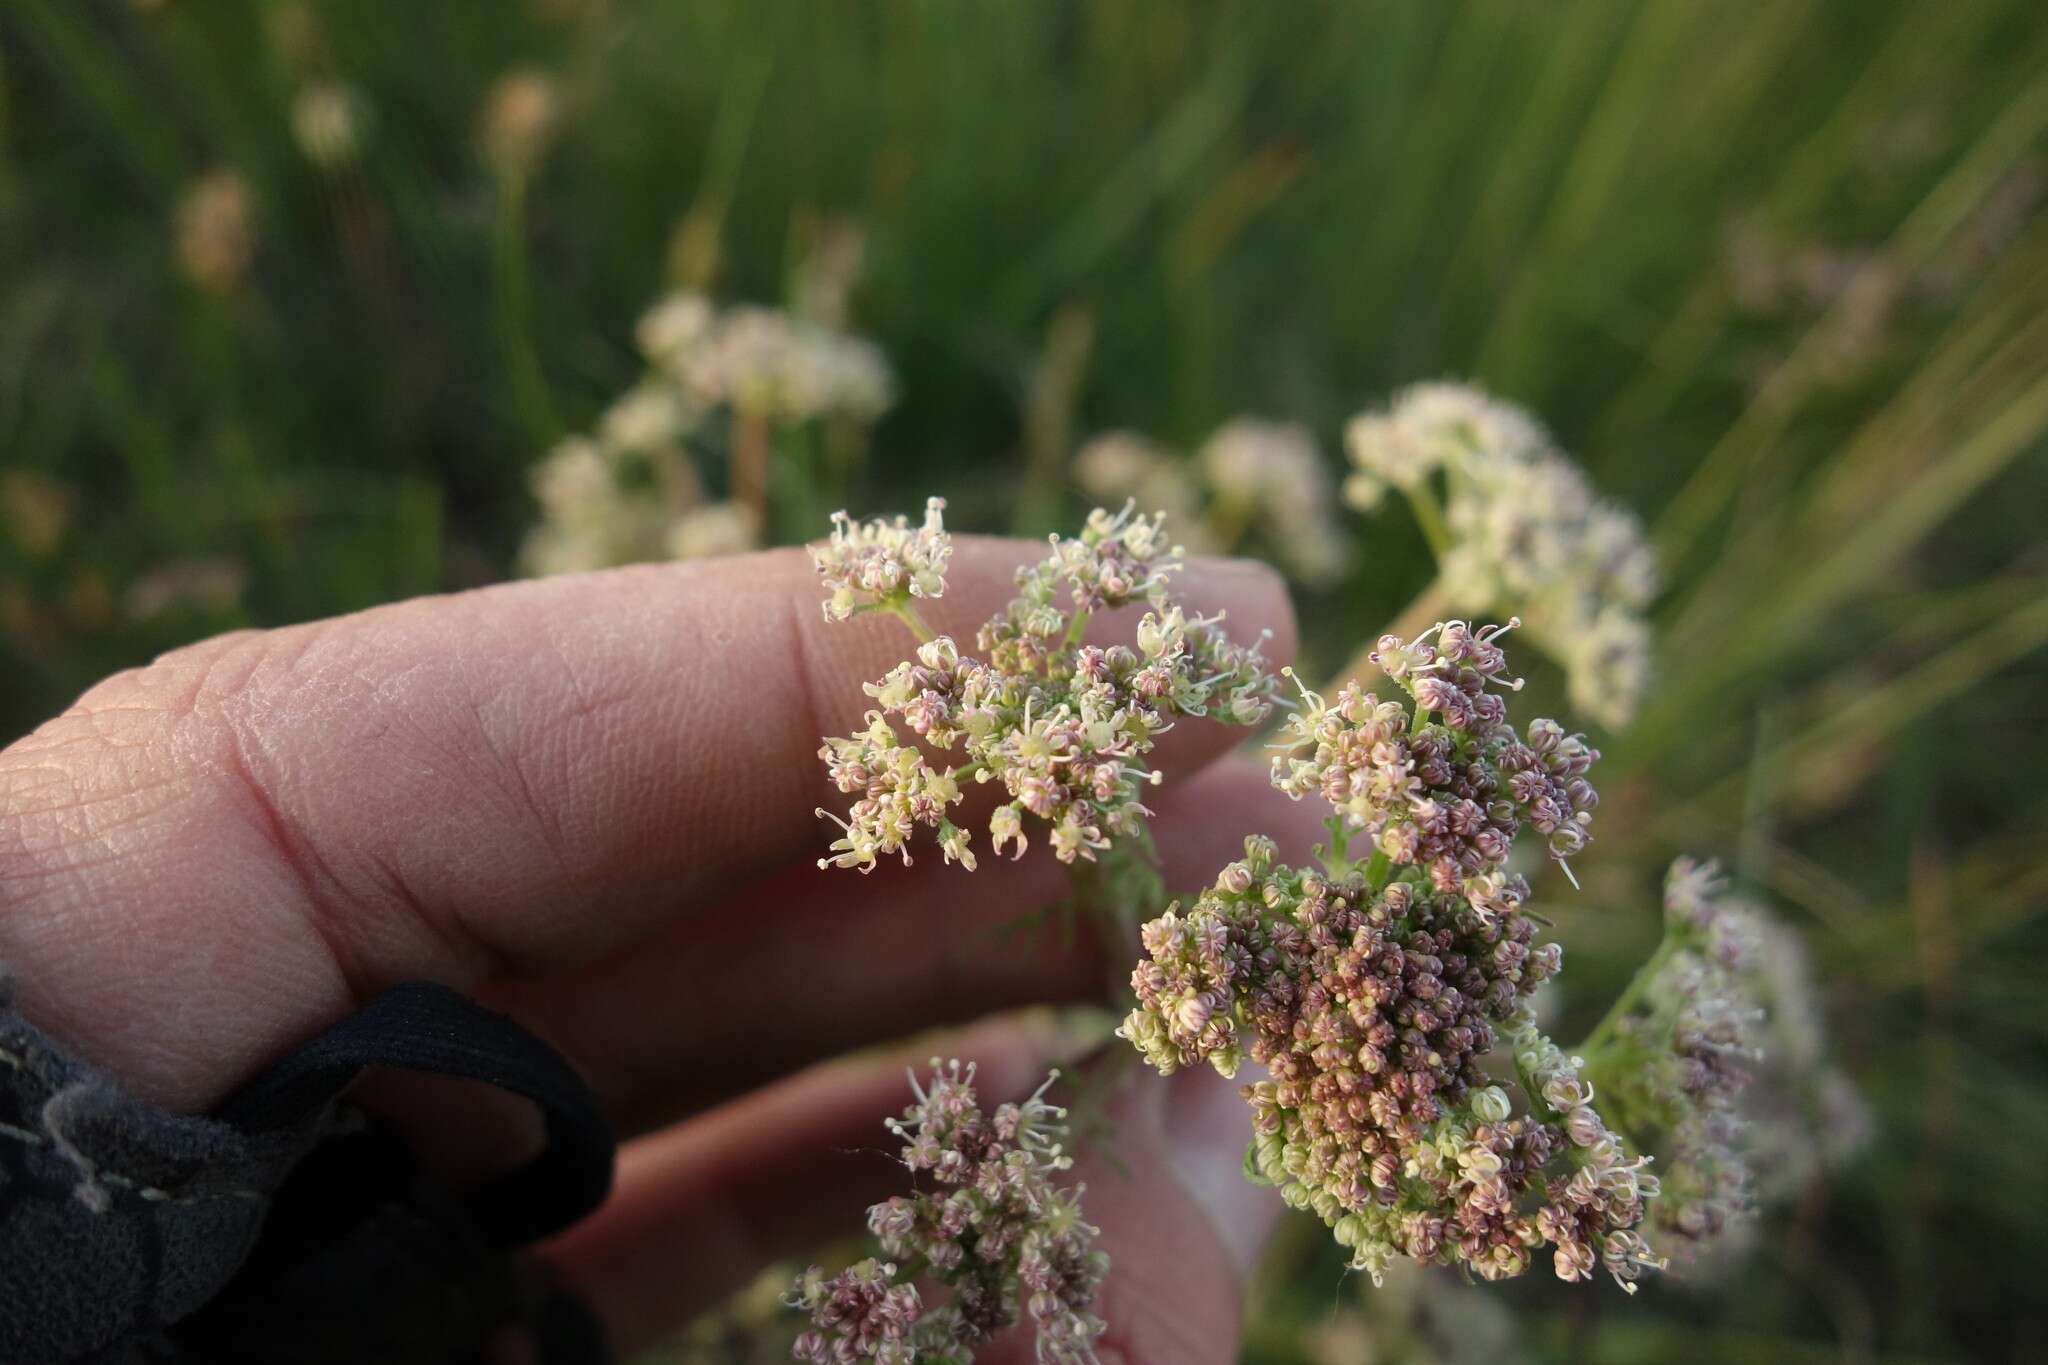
top-left (812, 497), bottom-right (952, 623)
top-left (1348, 380), bottom-right (1661, 727)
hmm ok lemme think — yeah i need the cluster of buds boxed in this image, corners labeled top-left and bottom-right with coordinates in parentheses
top-left (1196, 419), bottom-right (1351, 585)
top-left (813, 503), bottom-right (1276, 872)
top-left (788, 1260), bottom-right (922, 1364)
top-left (1581, 859), bottom-right (1768, 1255)
top-left (1118, 837), bottom-right (1656, 1290)
top-left (1344, 383), bottom-right (1657, 728)
top-left (481, 69), bottom-right (560, 175)
top-left (1506, 1015), bottom-right (1667, 1289)
top-left (1072, 419), bottom-right (1351, 587)
top-left (1118, 608), bottom-right (1670, 1292)
top-left (1586, 859), bottom-right (1868, 1263)
top-left (1271, 620), bottom-right (1599, 917)
top-left (790, 1061), bottom-right (1106, 1364)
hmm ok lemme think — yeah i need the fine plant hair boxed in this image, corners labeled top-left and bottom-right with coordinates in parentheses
top-left (797, 485), bottom-right (1845, 1352)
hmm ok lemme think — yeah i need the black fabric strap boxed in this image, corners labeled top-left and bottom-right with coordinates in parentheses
top-left (219, 981), bottom-right (615, 1246)
top-left (0, 974), bottom-right (616, 1362)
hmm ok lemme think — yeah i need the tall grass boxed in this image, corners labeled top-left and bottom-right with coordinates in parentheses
top-left (3, 2), bottom-right (2043, 1359)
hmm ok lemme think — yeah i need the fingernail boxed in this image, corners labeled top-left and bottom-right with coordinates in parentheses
top-left (1160, 1066), bottom-right (1279, 1279)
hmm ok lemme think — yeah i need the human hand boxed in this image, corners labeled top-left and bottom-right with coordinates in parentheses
top-left (0, 538), bottom-right (1315, 1361)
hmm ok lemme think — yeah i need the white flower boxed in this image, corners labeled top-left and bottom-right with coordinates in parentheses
top-left (683, 306), bottom-right (895, 423)
top-left (635, 291), bottom-right (717, 368)
top-left (1347, 381), bottom-right (1660, 727)
top-left (812, 497), bottom-right (952, 622)
top-left (598, 383), bottom-right (688, 452)
top-left (665, 501), bottom-right (759, 561)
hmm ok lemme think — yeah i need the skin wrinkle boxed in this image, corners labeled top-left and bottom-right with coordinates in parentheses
top-left (463, 656), bottom-right (573, 904)
top-left (213, 716), bottom-right (379, 1002)
top-left (252, 613), bottom-right (622, 979)
top-left (522, 637), bottom-right (627, 860)
top-left (215, 630), bottom-right (512, 991)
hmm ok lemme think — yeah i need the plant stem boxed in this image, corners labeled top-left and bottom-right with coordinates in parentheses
top-left (1362, 849), bottom-right (1392, 892)
top-left (492, 168), bottom-right (561, 449)
top-left (732, 405), bottom-right (773, 533)
top-left (1063, 607), bottom-right (1094, 650)
top-left (1577, 932), bottom-right (1680, 1061)
top-left (892, 598), bottom-right (937, 644)
top-left (1204, 494), bottom-right (1255, 550)
top-left (1016, 301), bottom-right (1094, 535)
top-left (1318, 814), bottom-right (1352, 878)
top-left (1404, 479), bottom-right (1454, 559)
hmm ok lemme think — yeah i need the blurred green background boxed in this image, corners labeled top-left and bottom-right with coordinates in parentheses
top-left (4, 2), bottom-right (2044, 1361)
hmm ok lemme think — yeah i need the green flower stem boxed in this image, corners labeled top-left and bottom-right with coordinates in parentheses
top-left (1318, 814), bottom-right (1352, 879)
top-left (1515, 1053), bottom-right (1557, 1120)
top-left (1576, 932), bottom-right (1680, 1063)
top-left (1063, 607), bottom-right (1094, 650)
top-left (491, 167), bottom-right (561, 449)
top-left (732, 405), bottom-right (774, 534)
top-left (1403, 478), bottom-right (1454, 559)
top-left (1203, 494), bottom-right (1256, 551)
top-left (1362, 849), bottom-right (1392, 892)
top-left (890, 597), bottom-right (938, 644)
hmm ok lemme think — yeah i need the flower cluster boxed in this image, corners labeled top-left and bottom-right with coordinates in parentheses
top-left (1271, 620), bottom-right (1599, 918)
top-left (667, 303), bottom-right (895, 424)
top-left (1073, 433), bottom-right (1207, 545)
top-left (789, 1061), bottom-right (1106, 1364)
top-left (1344, 383), bottom-right (1657, 728)
top-left (1505, 1015), bottom-right (1667, 1289)
top-left (1072, 418), bottom-right (1351, 587)
top-left (1120, 615), bottom-right (1666, 1290)
top-left (1118, 837), bottom-right (1657, 1289)
top-left (813, 498), bottom-right (953, 623)
top-left (520, 424), bottom-right (760, 575)
top-left (1636, 860), bottom-right (1768, 1250)
top-left (1740, 919), bottom-right (1869, 1212)
top-left (522, 288), bottom-right (895, 577)
top-left (1199, 419), bottom-right (1351, 585)
top-left (1585, 860), bottom-right (1863, 1262)
top-left (813, 503), bottom-right (1276, 872)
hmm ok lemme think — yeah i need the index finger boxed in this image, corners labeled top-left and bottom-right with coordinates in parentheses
top-left (0, 538), bottom-right (1294, 1107)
